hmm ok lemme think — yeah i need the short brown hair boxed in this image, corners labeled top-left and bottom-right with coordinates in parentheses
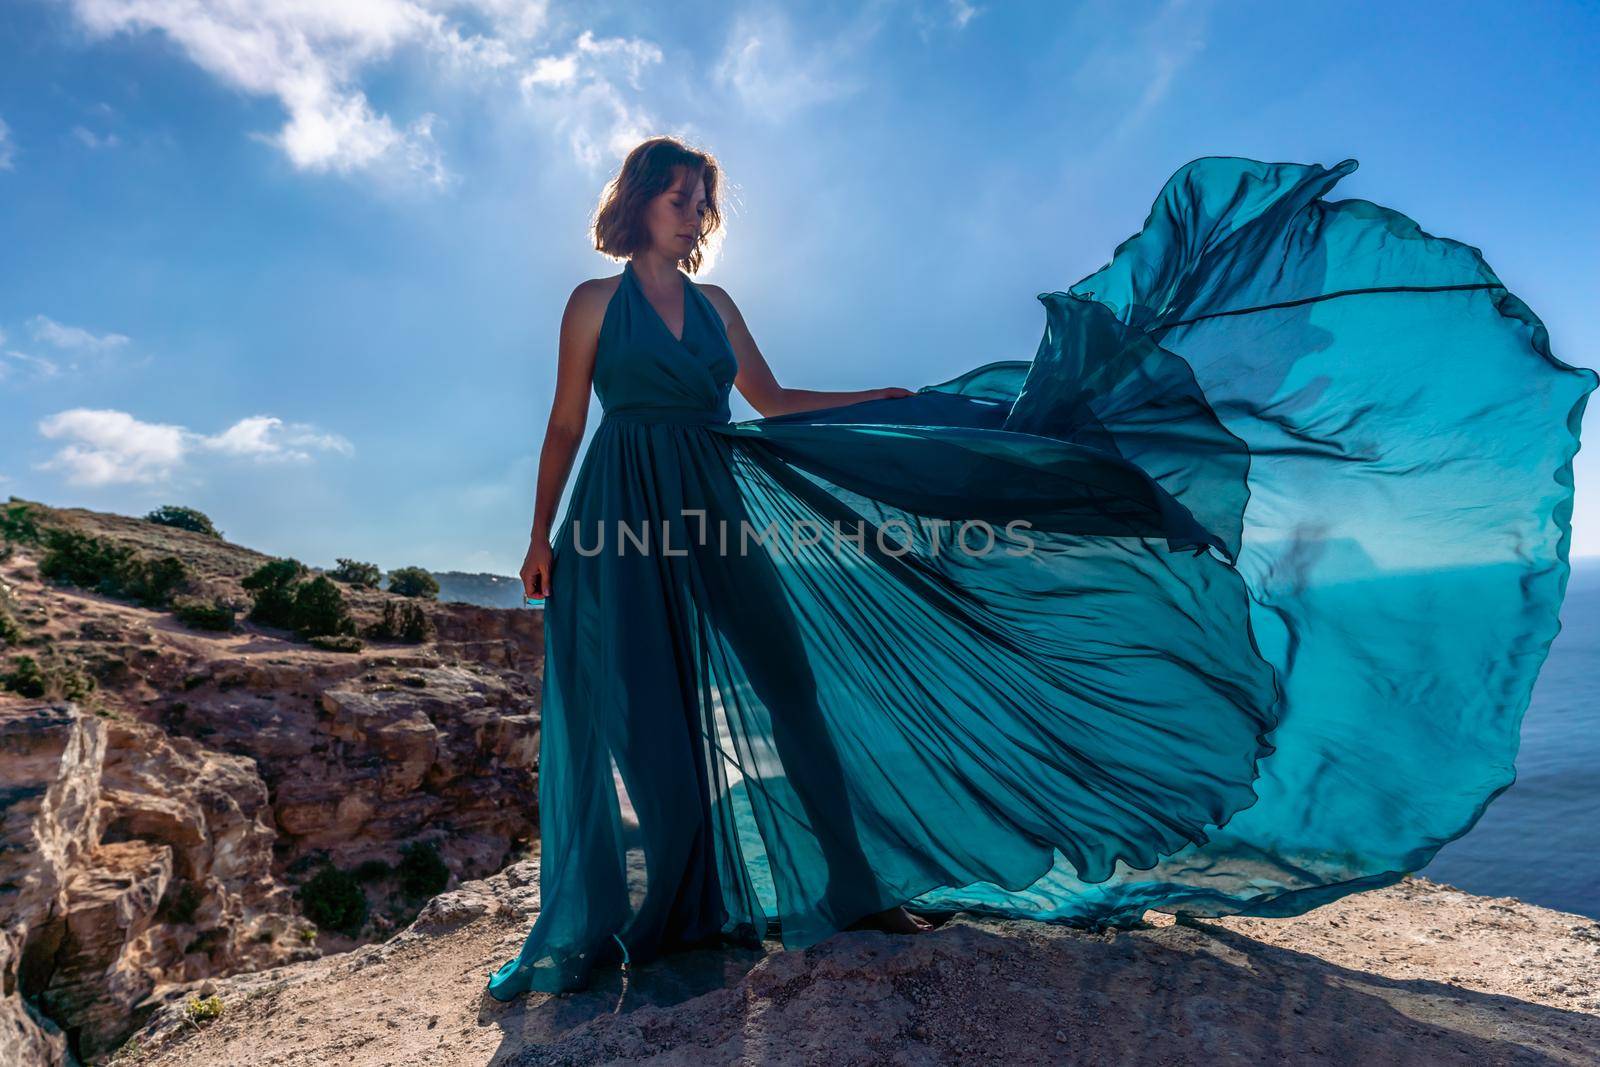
top-left (592, 137), bottom-right (724, 273)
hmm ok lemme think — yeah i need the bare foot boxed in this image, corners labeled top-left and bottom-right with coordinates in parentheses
top-left (849, 905), bottom-right (934, 935)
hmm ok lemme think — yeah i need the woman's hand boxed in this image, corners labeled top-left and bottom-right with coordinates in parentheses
top-left (875, 386), bottom-right (915, 400)
top-left (521, 535), bottom-right (554, 601)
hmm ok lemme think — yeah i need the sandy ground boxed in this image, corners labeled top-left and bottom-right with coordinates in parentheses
top-left (109, 875), bottom-right (1599, 1066)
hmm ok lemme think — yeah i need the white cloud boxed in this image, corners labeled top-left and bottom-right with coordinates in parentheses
top-left (35, 408), bottom-right (352, 488)
top-left (28, 314), bottom-right (130, 352)
top-left (37, 409), bottom-right (190, 487)
top-left (713, 8), bottom-right (876, 120)
top-left (0, 115), bottom-right (14, 171)
top-left (62, 0), bottom-right (514, 187)
top-left (198, 415), bottom-right (354, 461)
top-left (523, 52), bottom-right (578, 88)
top-left (516, 29), bottom-right (664, 169)
top-left (61, 1), bottom-right (672, 181)
top-left (2, 350), bottom-right (63, 379)
top-left (1, 317), bottom-right (126, 380)
top-left (70, 125), bottom-right (122, 149)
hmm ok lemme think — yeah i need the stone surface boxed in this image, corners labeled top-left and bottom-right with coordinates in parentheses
top-left (1, 703), bottom-right (105, 1067)
top-left (118, 870), bottom-right (1600, 1067)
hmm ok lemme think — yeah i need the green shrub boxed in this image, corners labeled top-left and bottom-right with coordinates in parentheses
top-left (39, 528), bottom-right (132, 591)
top-left (145, 505), bottom-right (222, 539)
top-left (291, 576), bottom-right (355, 640)
top-left (297, 864), bottom-right (367, 937)
top-left (183, 994), bottom-right (225, 1024)
top-left (172, 597), bottom-right (236, 632)
top-left (308, 633), bottom-right (363, 653)
top-left (0, 503), bottom-right (41, 545)
top-left (38, 529), bottom-right (191, 607)
top-left (353, 859), bottom-right (392, 882)
top-left (58, 660), bottom-right (96, 702)
top-left (0, 587), bottom-right (24, 646)
top-left (366, 600), bottom-right (435, 643)
top-left (1, 655), bottom-right (46, 698)
top-left (121, 555), bottom-right (190, 607)
top-left (330, 558), bottom-right (381, 589)
top-left (397, 841), bottom-right (450, 899)
top-left (385, 566), bottom-right (439, 600)
top-left (241, 559), bottom-right (308, 629)
top-left (0, 652), bottom-right (93, 702)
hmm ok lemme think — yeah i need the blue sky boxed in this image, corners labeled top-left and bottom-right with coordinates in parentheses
top-left (1, 0), bottom-right (1596, 576)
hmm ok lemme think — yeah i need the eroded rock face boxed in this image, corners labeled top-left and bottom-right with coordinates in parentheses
top-left (0, 703), bottom-right (317, 1064)
top-left (164, 661), bottom-right (539, 880)
top-left (1, 702), bottom-right (104, 1067)
top-left (1, 664), bottom-right (540, 1063)
top-left (36, 839), bottom-right (172, 1061)
top-left (97, 718), bottom-right (305, 983)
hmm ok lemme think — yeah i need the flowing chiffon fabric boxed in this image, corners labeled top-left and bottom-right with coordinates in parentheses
top-left (487, 157), bottom-right (1596, 999)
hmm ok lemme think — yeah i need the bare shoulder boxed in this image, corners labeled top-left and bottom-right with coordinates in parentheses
top-left (692, 279), bottom-right (743, 333)
top-left (563, 272), bottom-right (623, 334)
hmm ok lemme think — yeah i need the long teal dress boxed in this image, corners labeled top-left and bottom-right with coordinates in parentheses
top-left (486, 156), bottom-right (1596, 1000)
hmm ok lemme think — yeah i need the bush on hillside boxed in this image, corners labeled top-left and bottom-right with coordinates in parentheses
top-left (0, 586), bottom-right (25, 646)
top-left (397, 841), bottom-right (450, 899)
top-left (0, 655), bottom-right (45, 698)
top-left (145, 505), bottom-right (223, 539)
top-left (122, 555), bottom-right (190, 607)
top-left (308, 633), bottom-right (363, 653)
top-left (1, 652), bottom-right (96, 702)
top-left (39, 529), bottom-right (192, 608)
top-left (0, 503), bottom-right (41, 545)
top-left (241, 559), bottom-right (308, 629)
top-left (172, 597), bottom-right (236, 632)
top-left (385, 566), bottom-right (439, 600)
top-left (365, 600), bottom-right (434, 643)
top-left (290, 576), bottom-right (356, 640)
top-left (297, 864), bottom-right (367, 937)
top-left (330, 558), bottom-right (381, 589)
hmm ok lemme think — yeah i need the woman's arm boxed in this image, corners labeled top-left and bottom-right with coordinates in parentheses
top-left (700, 282), bottom-right (913, 418)
top-left (522, 279), bottom-right (606, 598)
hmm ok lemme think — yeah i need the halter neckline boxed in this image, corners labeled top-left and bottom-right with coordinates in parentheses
top-left (624, 259), bottom-right (689, 345)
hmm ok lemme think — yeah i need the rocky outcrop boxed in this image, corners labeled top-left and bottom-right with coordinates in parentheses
top-left (157, 659), bottom-right (539, 880)
top-left (0, 525), bottom-right (543, 1063)
top-left (2, 674), bottom-right (539, 1061)
top-left (1, 702), bottom-right (314, 1064)
top-left (1, 704), bottom-right (103, 1067)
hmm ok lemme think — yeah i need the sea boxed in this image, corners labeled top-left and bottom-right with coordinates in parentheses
top-left (1423, 555), bottom-right (1599, 919)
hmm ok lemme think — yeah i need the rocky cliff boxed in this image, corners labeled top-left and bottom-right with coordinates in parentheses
top-left (0, 500), bottom-right (543, 1064)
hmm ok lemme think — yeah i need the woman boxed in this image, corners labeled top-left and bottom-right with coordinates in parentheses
top-left (488, 137), bottom-right (1595, 1000)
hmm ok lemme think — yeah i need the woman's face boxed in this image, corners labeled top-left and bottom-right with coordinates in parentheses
top-left (645, 167), bottom-right (708, 259)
